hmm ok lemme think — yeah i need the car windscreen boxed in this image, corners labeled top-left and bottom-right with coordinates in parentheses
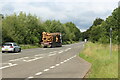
top-left (3, 44), bottom-right (12, 46)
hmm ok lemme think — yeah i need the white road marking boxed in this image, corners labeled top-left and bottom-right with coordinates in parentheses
top-left (43, 48), bottom-right (46, 50)
top-left (35, 54), bottom-right (43, 56)
top-left (67, 58), bottom-right (70, 61)
top-left (65, 48), bottom-right (71, 51)
top-left (0, 63), bottom-right (17, 69)
top-left (48, 53), bottom-right (56, 56)
top-left (9, 57), bottom-right (29, 62)
top-left (53, 51), bottom-right (57, 53)
top-left (23, 60), bottom-right (27, 61)
top-left (8, 63), bottom-right (13, 66)
top-left (64, 60), bottom-right (67, 62)
top-left (73, 55), bottom-right (77, 58)
top-left (35, 72), bottom-right (42, 76)
top-left (55, 64), bottom-right (60, 66)
top-left (10, 64), bottom-right (17, 66)
top-left (50, 66), bottom-right (55, 69)
top-left (49, 52), bottom-right (53, 53)
top-left (44, 69), bottom-right (49, 72)
top-left (27, 76), bottom-right (34, 79)
top-left (60, 62), bottom-right (64, 64)
top-left (31, 55), bottom-right (77, 78)
top-left (58, 51), bottom-right (63, 54)
top-left (25, 57), bottom-right (43, 62)
top-left (24, 57), bottom-right (29, 58)
top-left (0, 66), bottom-right (10, 69)
top-left (49, 51), bottom-right (57, 54)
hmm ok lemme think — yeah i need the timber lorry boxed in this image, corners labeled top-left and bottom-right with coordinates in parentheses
top-left (41, 32), bottom-right (62, 48)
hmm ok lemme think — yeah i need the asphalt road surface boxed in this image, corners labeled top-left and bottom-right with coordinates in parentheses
top-left (0, 42), bottom-right (91, 79)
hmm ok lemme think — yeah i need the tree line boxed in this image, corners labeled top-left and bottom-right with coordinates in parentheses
top-left (1, 7), bottom-right (119, 45)
top-left (2, 12), bottom-right (81, 45)
top-left (81, 7), bottom-right (119, 44)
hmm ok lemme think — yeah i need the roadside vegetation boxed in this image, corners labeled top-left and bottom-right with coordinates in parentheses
top-left (20, 44), bottom-right (41, 49)
top-left (79, 42), bottom-right (118, 78)
top-left (81, 7), bottom-right (119, 44)
top-left (1, 13), bottom-right (81, 47)
top-left (79, 7), bottom-right (119, 78)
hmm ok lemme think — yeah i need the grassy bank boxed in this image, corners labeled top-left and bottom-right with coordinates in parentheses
top-left (79, 42), bottom-right (118, 78)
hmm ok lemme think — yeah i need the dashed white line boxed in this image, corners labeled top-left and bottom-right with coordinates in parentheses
top-left (67, 58), bottom-right (70, 61)
top-left (23, 60), bottom-right (27, 61)
top-left (44, 69), bottom-right (49, 72)
top-left (27, 55), bottom-right (77, 78)
top-left (9, 57), bottom-right (29, 62)
top-left (50, 66), bottom-right (55, 69)
top-left (55, 64), bottom-right (60, 66)
top-left (35, 72), bottom-right (43, 76)
top-left (63, 60), bottom-right (67, 62)
top-left (10, 64), bottom-right (17, 66)
top-left (27, 76), bottom-right (34, 79)
top-left (60, 62), bottom-right (64, 64)
top-left (58, 51), bottom-right (63, 54)
top-left (24, 57), bottom-right (29, 58)
top-left (35, 54), bottom-right (43, 56)
top-left (48, 53), bottom-right (56, 56)
top-left (65, 48), bottom-right (71, 51)
top-left (53, 51), bottom-right (57, 53)
top-left (25, 57), bottom-right (43, 62)
top-left (0, 66), bottom-right (10, 69)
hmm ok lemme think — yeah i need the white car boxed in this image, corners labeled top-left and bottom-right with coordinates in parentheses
top-left (2, 42), bottom-right (21, 53)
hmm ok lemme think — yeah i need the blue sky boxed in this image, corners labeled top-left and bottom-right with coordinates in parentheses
top-left (0, 0), bottom-right (119, 32)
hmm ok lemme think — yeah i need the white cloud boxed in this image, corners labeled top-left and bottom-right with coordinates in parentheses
top-left (0, 0), bottom-right (119, 31)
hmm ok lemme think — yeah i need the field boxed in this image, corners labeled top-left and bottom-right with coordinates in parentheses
top-left (79, 42), bottom-right (118, 78)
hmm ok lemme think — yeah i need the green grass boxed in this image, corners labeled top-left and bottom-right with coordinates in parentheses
top-left (79, 42), bottom-right (118, 78)
top-left (20, 44), bottom-right (41, 49)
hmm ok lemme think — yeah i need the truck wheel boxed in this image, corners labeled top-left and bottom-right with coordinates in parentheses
top-left (2, 51), bottom-right (5, 53)
top-left (51, 45), bottom-right (55, 48)
top-left (43, 46), bottom-right (47, 48)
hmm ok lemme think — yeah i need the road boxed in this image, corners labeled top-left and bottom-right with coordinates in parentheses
top-left (0, 42), bottom-right (91, 79)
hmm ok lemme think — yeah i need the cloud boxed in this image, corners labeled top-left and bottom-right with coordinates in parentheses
top-left (1, 4), bottom-right (14, 14)
top-left (0, 0), bottom-right (119, 31)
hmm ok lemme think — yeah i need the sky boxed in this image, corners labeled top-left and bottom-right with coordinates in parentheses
top-left (0, 0), bottom-right (119, 32)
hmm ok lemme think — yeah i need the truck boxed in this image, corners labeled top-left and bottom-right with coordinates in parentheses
top-left (41, 32), bottom-right (62, 48)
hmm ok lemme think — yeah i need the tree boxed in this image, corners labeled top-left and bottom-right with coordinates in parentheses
top-left (82, 7), bottom-right (119, 44)
top-left (93, 18), bottom-right (104, 26)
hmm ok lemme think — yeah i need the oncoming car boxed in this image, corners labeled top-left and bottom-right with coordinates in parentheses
top-left (2, 42), bottom-right (21, 53)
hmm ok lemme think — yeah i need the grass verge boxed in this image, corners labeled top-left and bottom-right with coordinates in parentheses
top-left (20, 44), bottom-right (41, 49)
top-left (79, 42), bottom-right (118, 78)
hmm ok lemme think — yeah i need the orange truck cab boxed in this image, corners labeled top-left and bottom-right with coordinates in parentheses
top-left (41, 32), bottom-right (62, 48)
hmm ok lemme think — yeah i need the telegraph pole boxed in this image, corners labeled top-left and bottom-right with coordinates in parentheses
top-left (110, 28), bottom-right (112, 58)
